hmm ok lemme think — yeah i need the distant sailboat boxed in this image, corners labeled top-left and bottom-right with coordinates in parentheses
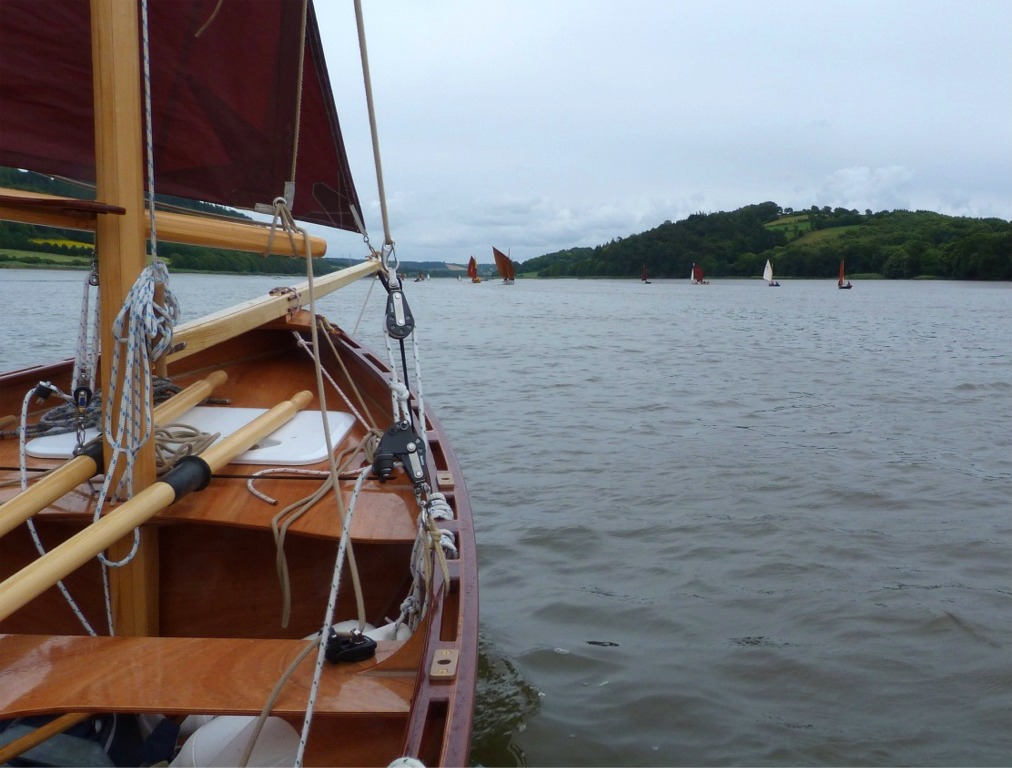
top-left (838, 259), bottom-right (852, 289)
top-left (641, 265), bottom-right (651, 284)
top-left (690, 263), bottom-right (709, 284)
top-left (492, 247), bottom-right (515, 284)
top-left (763, 259), bottom-right (780, 287)
top-left (467, 255), bottom-right (481, 283)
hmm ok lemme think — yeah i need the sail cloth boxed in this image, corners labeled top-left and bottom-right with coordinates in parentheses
top-left (492, 247), bottom-right (514, 280)
top-left (0, 0), bottom-right (362, 232)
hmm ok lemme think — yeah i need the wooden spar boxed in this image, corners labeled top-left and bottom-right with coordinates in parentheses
top-left (168, 259), bottom-right (383, 362)
top-left (0, 390), bottom-right (313, 623)
top-left (90, 0), bottom-right (158, 636)
top-left (0, 371), bottom-right (228, 539)
top-left (0, 189), bottom-right (327, 258)
top-left (0, 713), bottom-right (92, 765)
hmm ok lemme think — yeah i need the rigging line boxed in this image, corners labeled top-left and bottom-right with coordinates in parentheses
top-left (140, 0), bottom-right (158, 260)
top-left (299, 228), bottom-right (367, 633)
top-left (288, 0), bottom-right (309, 182)
top-left (16, 388), bottom-right (97, 636)
top-left (237, 637), bottom-right (317, 768)
top-left (354, 0), bottom-right (392, 247)
top-left (293, 326), bottom-right (376, 433)
top-left (194, 0), bottom-right (224, 39)
top-left (294, 466), bottom-right (370, 768)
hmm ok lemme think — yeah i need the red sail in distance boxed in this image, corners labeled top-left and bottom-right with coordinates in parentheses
top-left (492, 247), bottom-right (515, 282)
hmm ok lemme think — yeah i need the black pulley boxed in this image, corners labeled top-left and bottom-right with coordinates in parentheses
top-left (372, 420), bottom-right (428, 485)
top-left (384, 289), bottom-right (415, 339)
top-left (74, 386), bottom-right (92, 410)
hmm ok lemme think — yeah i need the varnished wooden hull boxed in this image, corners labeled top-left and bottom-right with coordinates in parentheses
top-left (0, 311), bottom-right (477, 767)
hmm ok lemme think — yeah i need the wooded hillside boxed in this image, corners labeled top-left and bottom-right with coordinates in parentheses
top-left (520, 202), bottom-right (1011, 280)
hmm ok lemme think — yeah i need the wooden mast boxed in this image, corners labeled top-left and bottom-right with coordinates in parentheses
top-left (91, 0), bottom-right (158, 636)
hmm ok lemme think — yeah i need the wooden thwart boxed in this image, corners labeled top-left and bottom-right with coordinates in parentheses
top-left (0, 634), bottom-right (413, 718)
top-left (0, 390), bottom-right (312, 622)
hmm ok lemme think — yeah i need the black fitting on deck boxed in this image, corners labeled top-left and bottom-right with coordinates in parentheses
top-left (161, 455), bottom-right (212, 502)
top-left (325, 628), bottom-right (377, 664)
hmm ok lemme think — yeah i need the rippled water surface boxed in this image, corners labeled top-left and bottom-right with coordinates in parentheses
top-left (2, 270), bottom-right (1010, 766)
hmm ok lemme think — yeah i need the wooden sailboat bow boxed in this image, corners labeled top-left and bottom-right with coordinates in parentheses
top-left (0, 370), bottom-right (228, 539)
top-left (0, 0), bottom-right (477, 763)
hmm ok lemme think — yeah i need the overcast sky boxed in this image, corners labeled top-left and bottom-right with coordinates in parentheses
top-left (314, 1), bottom-right (1012, 264)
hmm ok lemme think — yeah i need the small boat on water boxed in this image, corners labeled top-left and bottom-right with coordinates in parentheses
top-left (467, 255), bottom-right (481, 283)
top-left (838, 259), bottom-right (853, 289)
top-left (763, 259), bottom-right (780, 287)
top-left (690, 263), bottom-right (709, 284)
top-left (492, 247), bottom-right (515, 284)
top-left (641, 265), bottom-right (651, 284)
top-left (0, 2), bottom-right (477, 766)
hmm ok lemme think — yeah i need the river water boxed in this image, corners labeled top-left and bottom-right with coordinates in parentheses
top-left (1, 269), bottom-right (1010, 766)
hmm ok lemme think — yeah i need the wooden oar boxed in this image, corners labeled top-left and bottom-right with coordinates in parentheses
top-left (0, 371), bottom-right (228, 539)
top-left (0, 712), bottom-right (92, 765)
top-left (0, 389), bottom-right (313, 622)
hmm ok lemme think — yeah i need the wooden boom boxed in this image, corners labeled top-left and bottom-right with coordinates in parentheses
top-left (0, 188), bottom-right (328, 258)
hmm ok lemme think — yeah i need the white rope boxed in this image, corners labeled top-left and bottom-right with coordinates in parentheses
top-left (90, 261), bottom-right (178, 633)
top-left (393, 492), bottom-right (458, 635)
top-left (408, 328), bottom-right (427, 438)
top-left (351, 274), bottom-right (378, 337)
top-left (292, 333), bottom-right (373, 432)
top-left (354, 0), bottom-right (393, 248)
top-left (293, 466), bottom-right (370, 768)
top-left (140, 0), bottom-right (159, 260)
top-left (246, 466), bottom-right (329, 505)
top-left (15, 387), bottom-right (97, 635)
top-left (95, 261), bottom-right (178, 500)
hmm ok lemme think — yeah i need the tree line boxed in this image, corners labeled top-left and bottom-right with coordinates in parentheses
top-left (519, 202), bottom-right (1011, 280)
